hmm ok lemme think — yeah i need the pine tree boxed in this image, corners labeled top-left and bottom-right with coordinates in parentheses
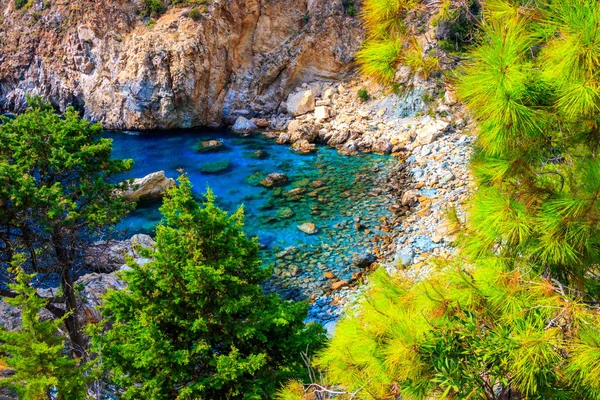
top-left (93, 176), bottom-right (326, 400)
top-left (0, 256), bottom-right (88, 400)
top-left (0, 96), bottom-right (133, 357)
top-left (279, 0), bottom-right (600, 398)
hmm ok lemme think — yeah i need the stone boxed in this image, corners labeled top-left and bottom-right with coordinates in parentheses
top-left (395, 247), bottom-right (414, 266)
top-left (253, 118), bottom-right (270, 128)
top-left (416, 119), bottom-right (450, 146)
top-left (444, 90), bottom-right (457, 105)
top-left (249, 149), bottom-right (268, 159)
top-left (314, 105), bottom-right (330, 122)
top-left (352, 251), bottom-right (376, 268)
top-left (291, 139), bottom-right (317, 154)
top-left (316, 99), bottom-right (331, 106)
top-left (401, 189), bottom-right (420, 207)
top-left (260, 172), bottom-right (289, 187)
top-left (322, 88), bottom-right (335, 100)
top-left (85, 234), bottom-right (156, 272)
top-left (121, 171), bottom-right (175, 202)
top-left (232, 116), bottom-right (258, 135)
top-left (297, 222), bottom-right (318, 235)
top-left (324, 271), bottom-right (336, 279)
top-left (372, 139), bottom-right (393, 154)
top-left (200, 160), bottom-right (231, 174)
top-left (286, 90), bottom-right (315, 116)
top-left (277, 207), bottom-right (295, 219)
top-left (331, 280), bottom-right (349, 291)
top-left (195, 140), bottom-right (224, 153)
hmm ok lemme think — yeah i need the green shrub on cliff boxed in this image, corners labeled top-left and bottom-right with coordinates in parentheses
top-left (93, 176), bottom-right (326, 399)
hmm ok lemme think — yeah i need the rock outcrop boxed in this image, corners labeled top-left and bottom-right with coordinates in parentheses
top-left (121, 171), bottom-right (176, 201)
top-left (0, 0), bottom-right (362, 130)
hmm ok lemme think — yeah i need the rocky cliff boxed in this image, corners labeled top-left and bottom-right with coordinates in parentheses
top-left (0, 0), bottom-right (361, 129)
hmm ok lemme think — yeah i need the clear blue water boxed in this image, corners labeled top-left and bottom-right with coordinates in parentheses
top-left (106, 129), bottom-right (398, 310)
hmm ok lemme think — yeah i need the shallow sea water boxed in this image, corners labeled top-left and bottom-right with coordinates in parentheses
top-left (107, 129), bottom-right (397, 318)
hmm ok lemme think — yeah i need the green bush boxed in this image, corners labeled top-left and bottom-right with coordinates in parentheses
top-left (188, 7), bottom-right (201, 20)
top-left (93, 176), bottom-right (326, 399)
top-left (143, 0), bottom-right (165, 17)
top-left (14, 0), bottom-right (27, 9)
top-left (357, 88), bottom-right (370, 102)
top-left (355, 40), bottom-right (400, 84)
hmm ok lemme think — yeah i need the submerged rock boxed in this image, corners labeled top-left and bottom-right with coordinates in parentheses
top-left (277, 207), bottom-right (295, 220)
top-left (260, 173), bottom-right (289, 187)
top-left (195, 140), bottom-right (224, 153)
top-left (200, 160), bottom-right (231, 174)
top-left (121, 171), bottom-right (176, 202)
top-left (297, 222), bottom-right (318, 235)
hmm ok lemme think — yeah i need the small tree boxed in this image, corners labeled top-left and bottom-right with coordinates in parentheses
top-left (93, 176), bottom-right (326, 399)
top-left (0, 256), bottom-right (88, 400)
top-left (0, 96), bottom-right (133, 357)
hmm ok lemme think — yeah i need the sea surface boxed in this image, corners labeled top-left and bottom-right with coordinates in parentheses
top-left (107, 129), bottom-right (398, 321)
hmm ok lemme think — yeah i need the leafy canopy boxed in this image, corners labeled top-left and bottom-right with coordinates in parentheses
top-left (93, 176), bottom-right (326, 399)
top-left (0, 256), bottom-right (89, 400)
top-left (0, 96), bottom-right (133, 357)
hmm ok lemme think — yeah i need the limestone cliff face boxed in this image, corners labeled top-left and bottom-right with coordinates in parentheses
top-left (0, 0), bottom-right (361, 129)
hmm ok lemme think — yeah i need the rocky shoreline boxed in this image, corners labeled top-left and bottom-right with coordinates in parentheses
top-left (0, 74), bottom-right (474, 335)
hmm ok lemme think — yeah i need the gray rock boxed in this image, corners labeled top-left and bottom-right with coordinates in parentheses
top-left (232, 116), bottom-right (258, 135)
top-left (352, 251), bottom-right (376, 268)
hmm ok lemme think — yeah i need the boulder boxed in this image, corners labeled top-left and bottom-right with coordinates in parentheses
top-left (260, 173), bottom-right (289, 187)
top-left (314, 105), bottom-right (330, 122)
top-left (352, 251), bottom-right (376, 268)
top-left (122, 171), bottom-right (175, 202)
top-left (288, 119), bottom-right (318, 142)
top-left (401, 189), bottom-right (420, 207)
top-left (372, 139), bottom-right (393, 154)
top-left (253, 118), bottom-right (270, 128)
top-left (286, 90), bottom-right (315, 116)
top-left (292, 139), bottom-right (317, 154)
top-left (297, 222), bottom-right (318, 235)
top-left (85, 233), bottom-right (156, 272)
top-left (415, 119), bottom-right (450, 146)
top-left (322, 87), bottom-right (335, 100)
top-left (232, 116), bottom-right (258, 135)
top-left (331, 280), bottom-right (349, 291)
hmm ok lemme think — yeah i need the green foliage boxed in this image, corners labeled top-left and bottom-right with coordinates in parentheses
top-left (457, 0), bottom-right (600, 287)
top-left (0, 96), bottom-right (133, 357)
top-left (93, 176), bottom-right (326, 399)
top-left (314, 260), bottom-right (600, 399)
top-left (357, 88), bottom-right (370, 102)
top-left (356, 40), bottom-right (401, 84)
top-left (0, 257), bottom-right (89, 400)
top-left (14, 0), bottom-right (27, 9)
top-left (143, 0), bottom-right (166, 17)
top-left (188, 7), bottom-right (201, 20)
top-left (146, 18), bottom-right (157, 28)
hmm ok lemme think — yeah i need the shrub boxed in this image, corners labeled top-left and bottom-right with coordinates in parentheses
top-left (14, 0), bottom-right (27, 9)
top-left (355, 39), bottom-right (401, 84)
top-left (143, 0), bottom-right (165, 17)
top-left (188, 7), bottom-right (201, 20)
top-left (357, 88), bottom-right (370, 102)
top-left (361, 0), bottom-right (416, 39)
top-left (93, 176), bottom-right (326, 399)
top-left (145, 18), bottom-right (157, 28)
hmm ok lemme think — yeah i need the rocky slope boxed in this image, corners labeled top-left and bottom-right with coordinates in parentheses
top-left (0, 0), bottom-right (361, 129)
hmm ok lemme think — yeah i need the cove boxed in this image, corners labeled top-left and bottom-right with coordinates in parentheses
top-left (106, 129), bottom-right (398, 323)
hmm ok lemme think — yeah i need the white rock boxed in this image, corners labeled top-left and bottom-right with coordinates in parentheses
top-left (121, 171), bottom-right (175, 202)
top-left (286, 90), bottom-right (315, 116)
top-left (322, 88), bottom-right (335, 100)
top-left (415, 119), bottom-right (450, 146)
top-left (314, 105), bottom-right (330, 122)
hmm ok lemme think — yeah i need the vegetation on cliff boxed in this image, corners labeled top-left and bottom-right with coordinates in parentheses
top-left (280, 0), bottom-right (600, 398)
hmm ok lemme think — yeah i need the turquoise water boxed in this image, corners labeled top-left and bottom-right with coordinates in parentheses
top-left (106, 130), bottom-right (397, 310)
